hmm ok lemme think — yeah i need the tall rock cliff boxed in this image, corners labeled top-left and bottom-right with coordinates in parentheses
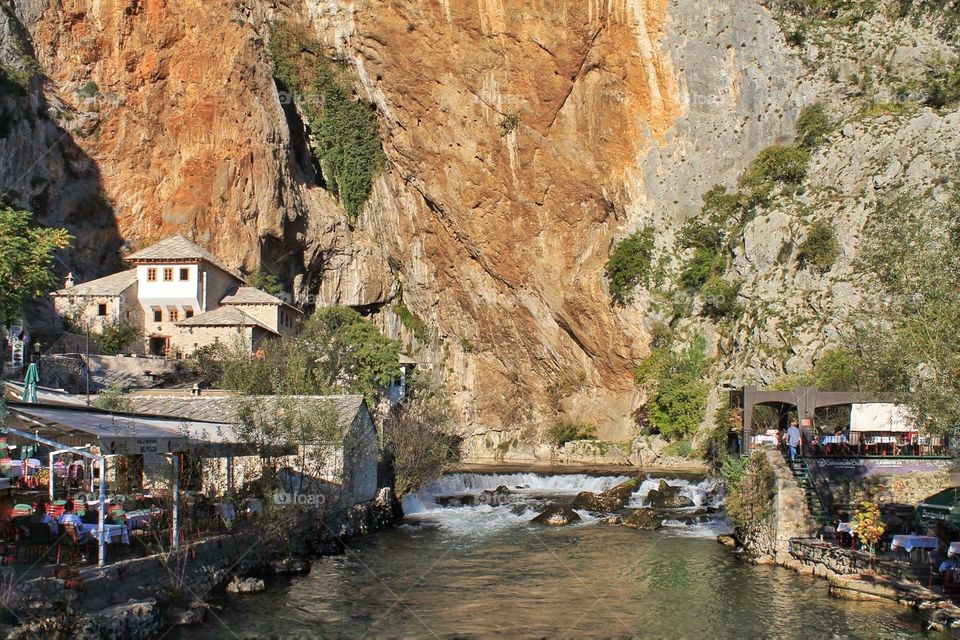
top-left (1, 0), bottom-right (956, 458)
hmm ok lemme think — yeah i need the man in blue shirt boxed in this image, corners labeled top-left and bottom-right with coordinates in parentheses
top-left (787, 420), bottom-right (802, 462)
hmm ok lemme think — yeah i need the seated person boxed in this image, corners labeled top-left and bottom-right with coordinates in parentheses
top-left (940, 553), bottom-right (959, 573)
top-left (29, 500), bottom-right (54, 526)
top-left (58, 500), bottom-right (83, 528)
top-left (80, 509), bottom-right (99, 525)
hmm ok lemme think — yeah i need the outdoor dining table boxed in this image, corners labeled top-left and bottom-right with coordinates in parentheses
top-left (78, 523), bottom-right (130, 545)
top-left (124, 509), bottom-right (162, 530)
top-left (865, 436), bottom-right (898, 455)
top-left (891, 535), bottom-right (939, 563)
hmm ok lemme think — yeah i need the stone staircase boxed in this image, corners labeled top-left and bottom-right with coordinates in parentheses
top-left (786, 455), bottom-right (830, 525)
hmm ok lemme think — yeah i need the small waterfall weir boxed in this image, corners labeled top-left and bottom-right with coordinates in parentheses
top-left (402, 471), bottom-right (729, 537)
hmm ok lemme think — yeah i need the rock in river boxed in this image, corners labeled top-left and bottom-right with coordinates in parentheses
top-left (622, 509), bottom-right (662, 530)
top-left (603, 477), bottom-right (643, 502)
top-left (531, 505), bottom-right (582, 526)
top-left (226, 577), bottom-right (266, 594)
top-left (570, 491), bottom-right (623, 513)
top-left (646, 480), bottom-right (694, 509)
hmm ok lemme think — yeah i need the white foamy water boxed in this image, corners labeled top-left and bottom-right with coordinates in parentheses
top-left (403, 472), bottom-right (727, 539)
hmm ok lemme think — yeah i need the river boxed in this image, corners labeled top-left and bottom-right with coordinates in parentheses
top-left (176, 471), bottom-right (925, 639)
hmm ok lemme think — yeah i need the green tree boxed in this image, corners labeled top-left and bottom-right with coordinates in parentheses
top-left (795, 103), bottom-right (833, 149)
top-left (95, 322), bottom-right (140, 355)
top-left (246, 268), bottom-right (286, 297)
top-left (636, 336), bottom-right (711, 441)
top-left (604, 227), bottom-right (655, 305)
top-left (796, 220), bottom-right (840, 273)
top-left (93, 382), bottom-right (133, 412)
top-left (0, 205), bottom-right (71, 371)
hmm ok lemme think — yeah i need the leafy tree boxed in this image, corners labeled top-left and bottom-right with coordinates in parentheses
top-left (699, 276), bottom-right (741, 320)
top-left (738, 144), bottom-right (810, 201)
top-left (95, 322), bottom-right (140, 355)
top-left (0, 205), bottom-right (71, 371)
top-left (216, 305), bottom-right (401, 406)
top-left (636, 335), bottom-right (711, 441)
top-left (246, 268), bottom-right (286, 297)
top-left (604, 227), bottom-right (655, 305)
top-left (724, 451), bottom-right (776, 534)
top-left (0, 205), bottom-right (71, 323)
top-left (382, 380), bottom-right (459, 496)
top-left (93, 382), bottom-right (133, 412)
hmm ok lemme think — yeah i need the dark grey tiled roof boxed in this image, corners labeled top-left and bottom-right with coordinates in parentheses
top-left (175, 306), bottom-right (277, 334)
top-left (52, 270), bottom-right (138, 297)
top-left (124, 235), bottom-right (241, 279)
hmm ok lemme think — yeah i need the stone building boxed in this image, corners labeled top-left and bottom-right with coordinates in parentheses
top-left (52, 236), bottom-right (301, 357)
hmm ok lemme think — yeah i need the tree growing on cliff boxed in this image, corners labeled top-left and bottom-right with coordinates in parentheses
top-left (723, 451), bottom-right (776, 535)
top-left (246, 268), bottom-right (286, 297)
top-left (605, 227), bottom-right (655, 305)
top-left (635, 335), bottom-right (711, 441)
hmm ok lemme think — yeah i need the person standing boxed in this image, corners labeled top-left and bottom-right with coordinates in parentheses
top-left (787, 420), bottom-right (802, 462)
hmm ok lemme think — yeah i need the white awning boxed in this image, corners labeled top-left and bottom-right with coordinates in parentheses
top-left (5, 403), bottom-right (254, 456)
top-left (850, 403), bottom-right (914, 432)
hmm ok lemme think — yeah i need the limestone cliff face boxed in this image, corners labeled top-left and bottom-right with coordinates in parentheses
top-left (5, 0), bottom-right (943, 458)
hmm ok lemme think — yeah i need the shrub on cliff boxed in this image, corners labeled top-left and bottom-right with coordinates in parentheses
top-left (246, 268), bottom-right (286, 297)
top-left (739, 144), bottom-right (810, 202)
top-left (796, 219), bottom-right (840, 273)
top-left (605, 227), bottom-right (655, 305)
top-left (795, 103), bottom-right (833, 148)
top-left (699, 276), bottom-right (741, 320)
top-left (268, 21), bottom-right (385, 221)
top-left (549, 420), bottom-right (598, 446)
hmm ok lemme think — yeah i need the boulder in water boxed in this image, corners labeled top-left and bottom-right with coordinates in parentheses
top-left (602, 477), bottom-right (642, 502)
top-left (570, 491), bottom-right (623, 513)
top-left (646, 481), bottom-right (694, 509)
top-left (226, 577), bottom-right (266, 594)
top-left (531, 505), bottom-right (582, 526)
top-left (597, 515), bottom-right (622, 526)
top-left (622, 509), bottom-right (661, 530)
top-left (716, 534), bottom-right (737, 548)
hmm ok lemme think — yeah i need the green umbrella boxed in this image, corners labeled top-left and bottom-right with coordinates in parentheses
top-left (21, 362), bottom-right (38, 404)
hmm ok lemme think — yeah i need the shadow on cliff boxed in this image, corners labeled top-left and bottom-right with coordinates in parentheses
top-left (0, 5), bottom-right (123, 338)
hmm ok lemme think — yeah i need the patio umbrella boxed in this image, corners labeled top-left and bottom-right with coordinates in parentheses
top-left (21, 362), bottom-right (38, 404)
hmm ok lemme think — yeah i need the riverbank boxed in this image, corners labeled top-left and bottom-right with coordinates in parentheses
top-left (728, 449), bottom-right (960, 634)
top-left (0, 488), bottom-right (402, 639)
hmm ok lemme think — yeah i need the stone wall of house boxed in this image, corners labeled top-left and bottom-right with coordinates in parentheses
top-left (203, 265), bottom-right (242, 312)
top-left (230, 303), bottom-right (279, 333)
top-left (171, 324), bottom-right (252, 355)
top-left (812, 469), bottom-right (955, 513)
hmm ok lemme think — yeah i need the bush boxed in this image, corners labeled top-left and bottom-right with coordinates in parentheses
top-left (246, 268), bottom-right (285, 297)
top-left (499, 110), bottom-right (519, 136)
top-left (923, 54), bottom-right (960, 108)
top-left (739, 145), bottom-right (810, 201)
top-left (679, 247), bottom-right (724, 290)
top-left (796, 219), bottom-right (839, 273)
top-left (269, 22), bottom-right (385, 220)
top-left (724, 451), bottom-right (776, 534)
top-left (699, 276), bottom-right (741, 320)
top-left (93, 382), bottom-right (132, 413)
top-left (95, 323), bottom-right (139, 355)
top-left (795, 103), bottom-right (832, 148)
top-left (549, 420), bottom-right (598, 446)
top-left (605, 227), bottom-right (655, 305)
top-left (77, 80), bottom-right (99, 98)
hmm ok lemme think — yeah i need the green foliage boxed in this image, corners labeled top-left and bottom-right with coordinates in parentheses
top-left (548, 420), bottom-right (598, 446)
top-left (738, 145), bottom-right (810, 202)
top-left (699, 276), bottom-right (741, 320)
top-left (94, 322), bottom-right (140, 355)
top-left (766, 0), bottom-right (880, 22)
top-left (0, 62), bottom-right (28, 97)
top-left (923, 54), bottom-right (960, 109)
top-left (395, 302), bottom-right (429, 342)
top-left (796, 219), bottom-right (840, 273)
top-left (662, 438), bottom-right (693, 458)
top-left (77, 80), bottom-right (99, 98)
top-left (499, 110), bottom-right (519, 136)
top-left (605, 227), bottom-right (655, 305)
top-left (636, 335), bottom-right (711, 441)
top-left (93, 382), bottom-right (132, 413)
top-left (245, 268), bottom-right (286, 297)
top-left (0, 205), bottom-right (71, 323)
top-left (217, 305), bottom-right (401, 406)
top-left (843, 188), bottom-right (960, 433)
top-left (724, 451), bottom-right (776, 534)
top-left (268, 21), bottom-right (385, 221)
top-left (795, 103), bottom-right (832, 149)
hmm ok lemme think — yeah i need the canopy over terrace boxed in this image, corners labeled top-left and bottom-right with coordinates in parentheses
top-left (4, 402), bottom-right (252, 457)
top-left (731, 385), bottom-right (905, 453)
top-left (1, 402), bottom-right (259, 566)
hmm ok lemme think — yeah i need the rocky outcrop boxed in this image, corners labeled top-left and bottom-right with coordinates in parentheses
top-left (531, 505), bottom-right (582, 526)
top-left (646, 479), bottom-right (694, 509)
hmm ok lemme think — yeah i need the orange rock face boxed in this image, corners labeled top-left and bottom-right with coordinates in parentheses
top-left (25, 0), bottom-right (686, 442)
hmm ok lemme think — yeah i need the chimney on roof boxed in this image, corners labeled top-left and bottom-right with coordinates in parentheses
top-left (64, 272), bottom-right (75, 288)
top-left (192, 383), bottom-right (201, 397)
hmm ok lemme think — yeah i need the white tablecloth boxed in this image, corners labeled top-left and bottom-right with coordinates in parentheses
top-left (125, 509), bottom-right (161, 530)
top-left (837, 522), bottom-right (855, 534)
top-left (822, 435), bottom-right (848, 445)
top-left (866, 436), bottom-right (898, 445)
top-left (890, 535), bottom-right (938, 552)
top-left (79, 523), bottom-right (130, 545)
